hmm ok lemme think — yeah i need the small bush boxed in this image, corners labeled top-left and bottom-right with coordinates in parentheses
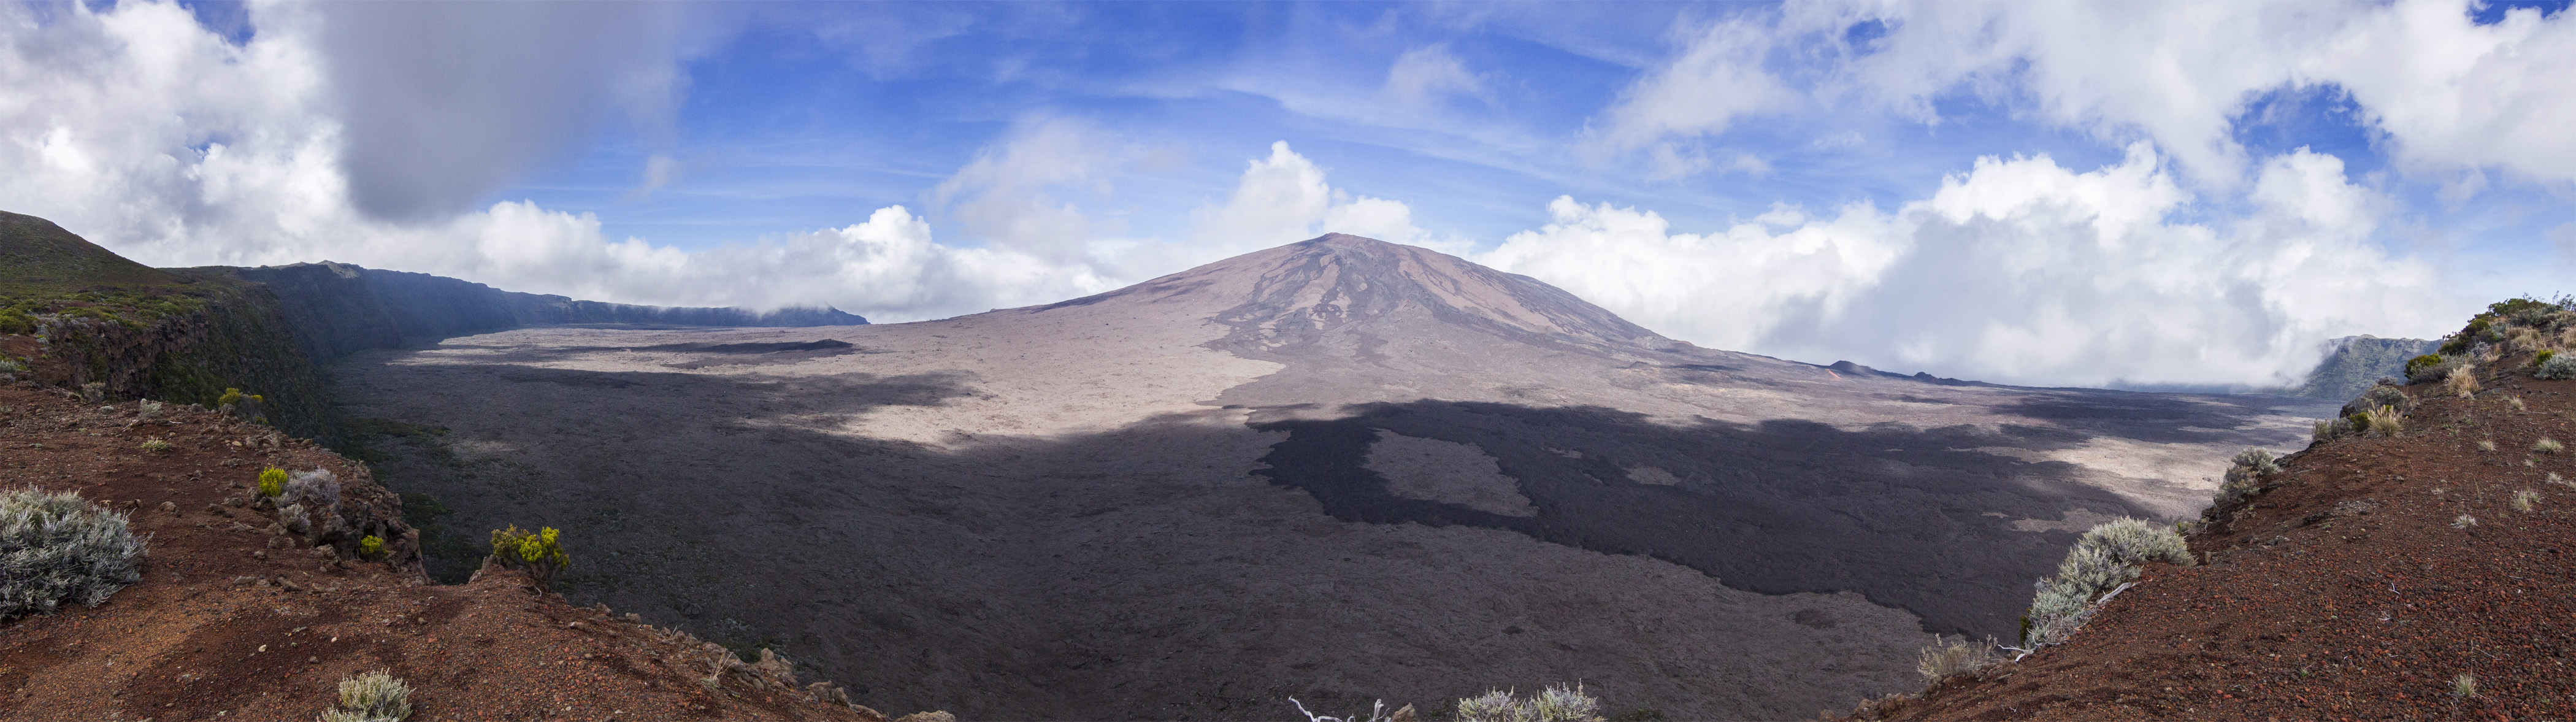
top-left (258, 467), bottom-right (286, 498)
top-left (489, 525), bottom-right (569, 592)
top-left (2363, 405), bottom-right (2403, 437)
top-left (2512, 490), bottom-right (2539, 513)
top-left (217, 388), bottom-right (243, 407)
top-left (2453, 673), bottom-right (2478, 698)
top-left (284, 469), bottom-right (341, 510)
top-left (1915, 636), bottom-right (2002, 681)
top-left (2342, 385), bottom-right (2412, 418)
top-left (2404, 354), bottom-right (2447, 379)
top-left (2538, 355), bottom-right (2576, 380)
top-left (2537, 349), bottom-right (2558, 367)
top-left (2020, 518), bottom-right (2190, 647)
top-left (321, 669), bottom-right (412, 722)
top-left (2215, 448), bottom-right (2281, 505)
top-left (359, 535), bottom-right (385, 559)
top-left (1453, 683), bottom-right (1602, 722)
top-left (139, 438), bottom-right (171, 453)
top-left (2477, 440), bottom-right (2497, 452)
top-left (2540, 438), bottom-right (2565, 454)
top-left (2453, 514), bottom-right (2477, 529)
top-left (2409, 354), bottom-right (2462, 384)
top-left (2, 488), bottom-right (149, 621)
top-left (2442, 366), bottom-right (2480, 397)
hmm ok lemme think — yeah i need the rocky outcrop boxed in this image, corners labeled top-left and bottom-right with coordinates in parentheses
top-left (194, 261), bottom-right (867, 362)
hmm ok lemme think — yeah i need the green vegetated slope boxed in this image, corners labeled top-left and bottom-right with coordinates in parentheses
top-left (2287, 335), bottom-right (2442, 400)
top-left (0, 211), bottom-right (332, 439)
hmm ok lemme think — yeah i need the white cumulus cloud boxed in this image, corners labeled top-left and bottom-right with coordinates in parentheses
top-left (1481, 144), bottom-right (2454, 388)
top-left (1190, 140), bottom-right (1461, 256)
top-left (0, 2), bottom-right (1449, 324)
top-left (1804, 0), bottom-right (2576, 186)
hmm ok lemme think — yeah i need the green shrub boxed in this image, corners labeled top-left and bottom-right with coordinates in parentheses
top-left (139, 437), bottom-right (171, 453)
top-left (359, 535), bottom-right (385, 559)
top-left (489, 525), bottom-right (569, 592)
top-left (2537, 354), bottom-right (2576, 380)
top-left (320, 669), bottom-right (412, 722)
top-left (2537, 349), bottom-right (2558, 366)
top-left (2404, 354), bottom-right (2446, 378)
top-left (0, 310), bottom-right (35, 336)
top-left (258, 467), bottom-right (286, 498)
top-left (2020, 518), bottom-right (2190, 648)
top-left (217, 388), bottom-right (243, 407)
top-left (2, 488), bottom-right (148, 621)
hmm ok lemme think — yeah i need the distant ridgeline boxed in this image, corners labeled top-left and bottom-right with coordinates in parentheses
top-left (1, 209), bottom-right (864, 440)
top-left (2284, 335), bottom-right (2442, 400)
top-left (189, 262), bottom-right (867, 362)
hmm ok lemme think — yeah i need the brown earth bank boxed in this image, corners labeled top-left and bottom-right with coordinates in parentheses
top-left (1849, 353), bottom-right (2576, 721)
top-left (0, 384), bottom-right (926, 721)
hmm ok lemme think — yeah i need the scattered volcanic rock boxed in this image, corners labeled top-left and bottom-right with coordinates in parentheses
top-left (329, 234), bottom-right (2337, 720)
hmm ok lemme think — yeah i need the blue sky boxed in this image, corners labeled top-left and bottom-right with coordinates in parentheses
top-left (6, 0), bottom-right (2576, 387)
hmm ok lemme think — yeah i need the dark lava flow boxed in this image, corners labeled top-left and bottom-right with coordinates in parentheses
top-left (1254, 400), bottom-right (2162, 640)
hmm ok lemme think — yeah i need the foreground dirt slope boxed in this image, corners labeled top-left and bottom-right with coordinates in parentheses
top-left (0, 384), bottom-right (900, 721)
top-left (1862, 360), bottom-right (2575, 720)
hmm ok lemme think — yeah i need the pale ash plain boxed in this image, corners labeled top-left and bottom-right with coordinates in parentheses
top-left (332, 236), bottom-right (2329, 720)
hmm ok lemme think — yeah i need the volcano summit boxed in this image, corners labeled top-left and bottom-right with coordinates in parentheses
top-left (330, 234), bottom-right (2330, 720)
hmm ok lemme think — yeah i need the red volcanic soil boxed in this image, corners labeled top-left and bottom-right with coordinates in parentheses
top-left (1855, 359), bottom-right (2576, 721)
top-left (0, 385), bottom-right (915, 721)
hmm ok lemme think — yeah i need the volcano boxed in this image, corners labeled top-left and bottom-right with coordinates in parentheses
top-left (330, 234), bottom-right (2332, 720)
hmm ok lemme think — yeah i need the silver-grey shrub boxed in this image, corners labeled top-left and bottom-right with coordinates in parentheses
top-left (283, 469), bottom-right (340, 512)
top-left (2, 488), bottom-right (148, 621)
top-left (1453, 683), bottom-right (1603, 722)
top-left (2019, 518), bottom-right (2190, 648)
top-left (321, 669), bottom-right (413, 722)
top-left (2214, 448), bottom-right (2280, 507)
top-left (2536, 355), bottom-right (2576, 380)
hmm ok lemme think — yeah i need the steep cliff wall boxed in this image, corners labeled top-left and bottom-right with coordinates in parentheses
top-left (194, 262), bottom-right (868, 362)
top-left (1, 212), bottom-right (331, 439)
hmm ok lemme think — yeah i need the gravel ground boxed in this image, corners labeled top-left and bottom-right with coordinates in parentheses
top-left (1855, 361), bottom-right (2576, 721)
top-left (0, 385), bottom-right (906, 721)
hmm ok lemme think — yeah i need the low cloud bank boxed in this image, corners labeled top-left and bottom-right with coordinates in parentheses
top-left (1479, 145), bottom-right (2453, 388)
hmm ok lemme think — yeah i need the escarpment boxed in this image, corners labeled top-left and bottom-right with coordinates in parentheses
top-left (1, 211), bottom-right (332, 438)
